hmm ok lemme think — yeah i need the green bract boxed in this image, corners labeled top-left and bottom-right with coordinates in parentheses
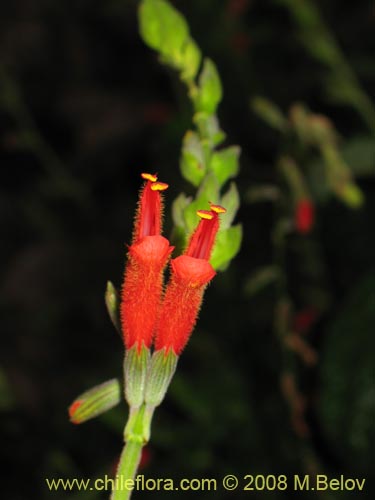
top-left (69, 379), bottom-right (121, 424)
top-left (105, 280), bottom-right (121, 334)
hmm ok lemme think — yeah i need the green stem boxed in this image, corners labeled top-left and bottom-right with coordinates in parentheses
top-left (110, 402), bottom-right (159, 500)
top-left (111, 405), bottom-right (147, 500)
top-left (111, 439), bottom-right (143, 500)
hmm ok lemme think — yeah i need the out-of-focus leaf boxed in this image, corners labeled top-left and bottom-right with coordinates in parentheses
top-left (194, 112), bottom-right (226, 147)
top-left (219, 182), bottom-right (240, 230)
top-left (172, 192), bottom-right (191, 230)
top-left (323, 145), bottom-right (365, 209)
top-left (277, 0), bottom-right (375, 132)
top-left (341, 136), bottom-right (375, 178)
top-left (180, 131), bottom-right (206, 186)
top-left (251, 96), bottom-right (288, 132)
top-left (180, 38), bottom-right (201, 82)
top-left (194, 58), bottom-right (223, 114)
top-left (210, 146), bottom-right (240, 188)
top-left (309, 114), bottom-right (337, 145)
top-left (210, 224), bottom-right (242, 270)
top-left (245, 185), bottom-right (281, 203)
top-left (244, 266), bottom-right (281, 297)
top-left (139, 0), bottom-right (188, 67)
top-left (289, 103), bottom-right (312, 144)
top-left (336, 183), bottom-right (364, 209)
top-left (278, 156), bottom-right (308, 201)
top-left (318, 273), bottom-right (375, 474)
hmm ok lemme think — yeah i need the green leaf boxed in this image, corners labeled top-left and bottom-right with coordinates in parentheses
top-left (289, 103), bottom-right (313, 144)
top-left (183, 199), bottom-right (206, 235)
top-left (180, 38), bottom-right (201, 82)
top-left (180, 131), bottom-right (206, 186)
top-left (210, 146), bottom-right (241, 187)
top-left (219, 182), bottom-right (240, 230)
top-left (251, 96), bottom-right (288, 132)
top-left (193, 112), bottom-right (226, 147)
top-left (172, 193), bottom-right (192, 251)
top-left (68, 379), bottom-right (121, 424)
top-left (182, 173), bottom-right (220, 232)
top-left (195, 58), bottom-right (223, 114)
top-left (323, 145), bottom-right (365, 208)
top-left (210, 224), bottom-right (242, 270)
top-left (172, 192), bottom-right (191, 230)
top-left (139, 0), bottom-right (189, 67)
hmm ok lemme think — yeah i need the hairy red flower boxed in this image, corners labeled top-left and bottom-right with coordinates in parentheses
top-left (155, 205), bottom-right (225, 355)
top-left (295, 199), bottom-right (314, 234)
top-left (121, 174), bottom-right (173, 351)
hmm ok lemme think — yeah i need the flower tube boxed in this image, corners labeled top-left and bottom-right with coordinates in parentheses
top-left (155, 204), bottom-right (225, 355)
top-left (121, 173), bottom-right (173, 352)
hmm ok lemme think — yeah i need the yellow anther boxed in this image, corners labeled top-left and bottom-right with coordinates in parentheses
top-left (151, 181), bottom-right (169, 191)
top-left (197, 210), bottom-right (214, 220)
top-left (141, 173), bottom-right (158, 182)
top-left (210, 203), bottom-right (226, 214)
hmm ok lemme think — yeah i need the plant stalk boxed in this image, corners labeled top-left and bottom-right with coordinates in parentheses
top-left (110, 405), bottom-right (147, 500)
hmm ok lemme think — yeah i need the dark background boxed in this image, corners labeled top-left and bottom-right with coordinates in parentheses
top-left (0, 0), bottom-right (374, 499)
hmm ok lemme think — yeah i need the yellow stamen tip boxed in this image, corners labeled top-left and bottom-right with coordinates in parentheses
top-left (151, 181), bottom-right (169, 191)
top-left (141, 172), bottom-right (158, 182)
top-left (197, 210), bottom-right (214, 220)
top-left (210, 203), bottom-right (226, 214)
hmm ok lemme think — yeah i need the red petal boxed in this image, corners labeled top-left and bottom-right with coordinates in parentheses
top-left (172, 255), bottom-right (216, 287)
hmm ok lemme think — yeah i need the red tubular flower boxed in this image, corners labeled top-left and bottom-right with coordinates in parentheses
top-left (121, 173), bottom-right (173, 351)
top-left (295, 199), bottom-right (315, 234)
top-left (155, 204), bottom-right (226, 355)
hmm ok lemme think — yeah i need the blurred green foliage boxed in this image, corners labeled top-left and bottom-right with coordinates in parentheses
top-left (0, 0), bottom-right (374, 499)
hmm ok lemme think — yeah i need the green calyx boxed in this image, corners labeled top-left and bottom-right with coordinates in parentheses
top-left (145, 348), bottom-right (178, 407)
top-left (123, 348), bottom-right (178, 444)
top-left (124, 344), bottom-right (151, 409)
